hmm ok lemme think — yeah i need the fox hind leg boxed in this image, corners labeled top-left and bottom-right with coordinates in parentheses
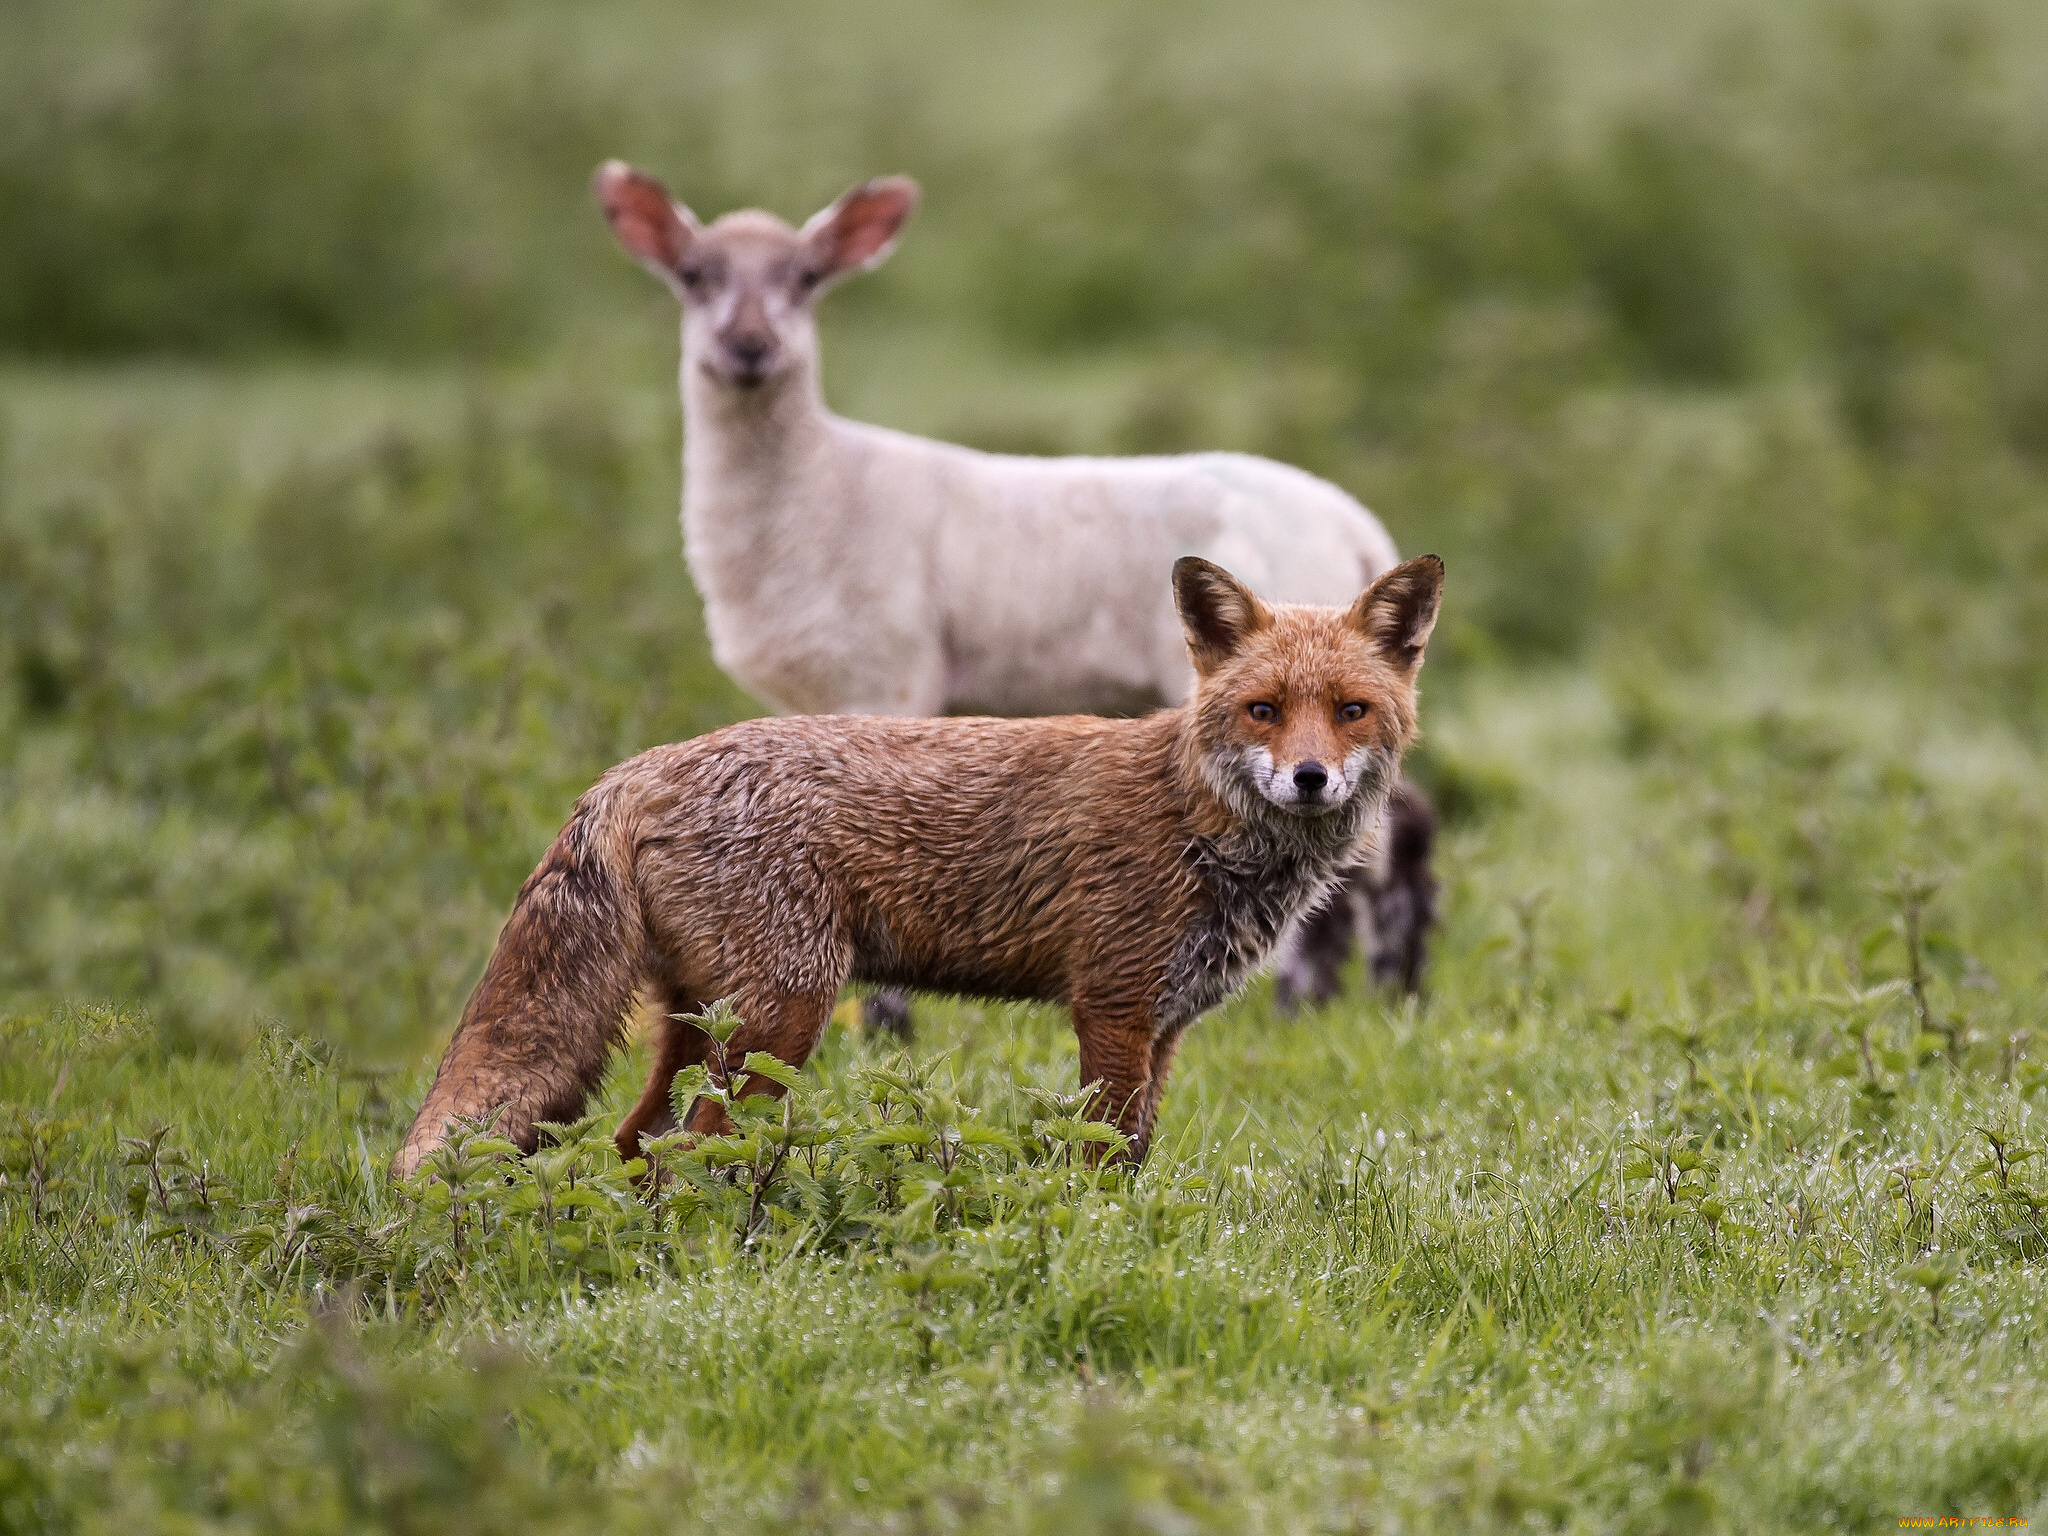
top-left (614, 983), bottom-right (710, 1161)
top-left (679, 985), bottom-right (841, 1139)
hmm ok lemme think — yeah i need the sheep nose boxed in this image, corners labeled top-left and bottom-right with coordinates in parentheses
top-left (727, 335), bottom-right (771, 369)
top-left (1293, 762), bottom-right (1329, 795)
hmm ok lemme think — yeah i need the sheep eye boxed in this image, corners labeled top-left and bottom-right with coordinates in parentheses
top-left (679, 266), bottom-right (705, 290)
top-left (1339, 702), bottom-right (1368, 722)
top-left (796, 269), bottom-right (823, 291)
top-left (1248, 702), bottom-right (1277, 724)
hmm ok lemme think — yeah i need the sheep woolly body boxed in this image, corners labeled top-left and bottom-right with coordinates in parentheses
top-left (687, 376), bottom-right (1401, 718)
top-left (588, 160), bottom-right (1400, 716)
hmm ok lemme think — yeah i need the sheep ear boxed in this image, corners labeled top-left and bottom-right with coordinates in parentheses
top-left (1173, 557), bottom-right (1272, 676)
top-left (593, 161), bottom-right (700, 298)
top-left (1347, 555), bottom-right (1443, 673)
top-left (802, 176), bottom-right (919, 281)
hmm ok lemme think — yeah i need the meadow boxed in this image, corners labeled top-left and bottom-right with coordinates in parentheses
top-left (4, 0), bottom-right (2048, 1530)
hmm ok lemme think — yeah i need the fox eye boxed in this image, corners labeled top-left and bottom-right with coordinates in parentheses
top-left (1247, 702), bottom-right (1277, 724)
top-left (1339, 702), bottom-right (1368, 723)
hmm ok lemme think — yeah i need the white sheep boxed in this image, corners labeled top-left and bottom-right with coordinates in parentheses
top-left (595, 162), bottom-right (1436, 1014)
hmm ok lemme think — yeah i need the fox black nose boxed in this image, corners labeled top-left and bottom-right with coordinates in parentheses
top-left (1293, 762), bottom-right (1329, 796)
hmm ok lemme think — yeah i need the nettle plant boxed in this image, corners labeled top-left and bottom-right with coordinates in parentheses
top-left (1812, 979), bottom-right (1919, 1122)
top-left (121, 1123), bottom-right (230, 1240)
top-left (1861, 869), bottom-right (1973, 1058)
top-left (1622, 1126), bottom-right (1731, 1238)
top-left (404, 1111), bottom-right (654, 1285)
top-left (1771, 882), bottom-right (2035, 1154)
top-left (634, 1000), bottom-right (1130, 1246)
top-left (389, 999), bottom-right (1158, 1313)
top-left (1853, 866), bottom-right (2029, 1080)
top-left (64, 1001), bottom-right (1162, 1323)
top-left (3, 1108), bottom-right (85, 1224)
top-left (1967, 1120), bottom-right (2048, 1260)
top-left (115, 1122), bottom-right (410, 1291)
top-left (1803, 867), bottom-right (2006, 1121)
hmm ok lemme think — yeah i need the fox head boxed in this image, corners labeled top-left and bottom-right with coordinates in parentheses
top-left (1174, 555), bottom-right (1443, 825)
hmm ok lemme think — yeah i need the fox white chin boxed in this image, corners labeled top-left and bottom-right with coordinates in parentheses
top-left (1196, 749), bottom-right (1389, 851)
top-left (1233, 745), bottom-right (1394, 816)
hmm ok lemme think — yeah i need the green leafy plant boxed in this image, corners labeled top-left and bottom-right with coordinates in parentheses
top-left (1901, 1253), bottom-right (1960, 1331)
top-left (1814, 979), bottom-right (1916, 1117)
top-left (1624, 1127), bottom-right (1727, 1234)
top-left (2, 1108), bottom-right (83, 1223)
top-left (1967, 1123), bottom-right (2048, 1256)
top-left (120, 1124), bottom-right (227, 1241)
top-left (1865, 867), bottom-right (1975, 1062)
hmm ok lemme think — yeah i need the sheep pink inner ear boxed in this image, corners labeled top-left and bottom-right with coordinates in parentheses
top-left (1348, 555), bottom-right (1444, 673)
top-left (593, 161), bottom-right (697, 281)
top-left (803, 176), bottom-right (920, 278)
top-left (1173, 556), bottom-right (1272, 676)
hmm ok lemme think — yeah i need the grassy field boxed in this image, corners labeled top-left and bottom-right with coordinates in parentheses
top-left (5, 0), bottom-right (2048, 1530)
top-left (4, 366), bottom-right (2044, 1533)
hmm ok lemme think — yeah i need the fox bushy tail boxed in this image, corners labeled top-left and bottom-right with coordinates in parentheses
top-left (396, 777), bottom-right (650, 1178)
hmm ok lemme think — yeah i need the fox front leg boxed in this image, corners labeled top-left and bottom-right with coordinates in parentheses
top-left (1132, 1024), bottom-right (1189, 1159)
top-left (1071, 1006), bottom-right (1163, 1165)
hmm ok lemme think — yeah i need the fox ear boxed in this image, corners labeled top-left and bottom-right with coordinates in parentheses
top-left (1348, 555), bottom-right (1443, 673)
top-left (803, 176), bottom-right (919, 282)
top-left (1174, 557), bottom-right (1273, 676)
top-left (593, 161), bottom-right (700, 298)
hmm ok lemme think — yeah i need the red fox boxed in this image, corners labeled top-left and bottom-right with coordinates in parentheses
top-left (393, 555), bottom-right (1441, 1178)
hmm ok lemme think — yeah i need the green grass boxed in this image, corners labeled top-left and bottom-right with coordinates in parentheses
top-left (5, 651), bottom-right (2046, 1531)
top-left (3, 368), bottom-right (2045, 1532)
top-left (6, 0), bottom-right (2048, 1528)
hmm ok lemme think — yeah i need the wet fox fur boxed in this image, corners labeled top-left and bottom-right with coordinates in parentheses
top-left (394, 555), bottom-right (1441, 1179)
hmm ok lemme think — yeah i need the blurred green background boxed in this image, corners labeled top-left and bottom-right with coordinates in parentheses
top-left (2, 0), bottom-right (2045, 1056)
top-left (7, 6), bottom-right (2048, 1528)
